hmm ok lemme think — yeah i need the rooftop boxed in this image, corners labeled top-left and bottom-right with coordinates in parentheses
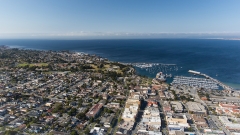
top-left (186, 102), bottom-right (206, 113)
top-left (86, 103), bottom-right (103, 117)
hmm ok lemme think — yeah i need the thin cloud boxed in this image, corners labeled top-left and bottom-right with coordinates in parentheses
top-left (0, 32), bottom-right (240, 39)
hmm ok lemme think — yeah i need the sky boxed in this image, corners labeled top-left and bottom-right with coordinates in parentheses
top-left (0, 0), bottom-right (240, 39)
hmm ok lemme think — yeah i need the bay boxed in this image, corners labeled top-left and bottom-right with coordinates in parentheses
top-left (1, 39), bottom-right (240, 89)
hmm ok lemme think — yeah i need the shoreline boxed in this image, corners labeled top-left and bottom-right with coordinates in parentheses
top-left (2, 44), bottom-right (240, 90)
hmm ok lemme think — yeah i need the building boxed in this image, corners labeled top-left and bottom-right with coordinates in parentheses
top-left (89, 127), bottom-right (107, 135)
top-left (216, 103), bottom-right (240, 117)
top-left (219, 103), bottom-right (239, 109)
top-left (169, 131), bottom-right (196, 135)
top-left (169, 131), bottom-right (186, 135)
top-left (162, 101), bottom-right (172, 114)
top-left (100, 113), bottom-right (114, 128)
top-left (158, 90), bottom-right (166, 99)
top-left (129, 92), bottom-right (141, 100)
top-left (116, 121), bottom-right (134, 135)
top-left (86, 103), bottom-right (104, 118)
top-left (219, 116), bottom-right (240, 131)
top-left (102, 93), bottom-right (109, 100)
top-left (45, 102), bottom-right (53, 107)
top-left (186, 102), bottom-right (206, 116)
top-left (166, 113), bottom-right (188, 125)
top-left (170, 101), bottom-right (183, 113)
top-left (49, 130), bottom-right (69, 135)
top-left (106, 102), bottom-right (120, 109)
top-left (168, 125), bottom-right (184, 132)
top-left (138, 107), bottom-right (161, 133)
top-left (147, 100), bottom-right (158, 108)
top-left (148, 89), bottom-right (156, 96)
top-left (192, 114), bottom-right (208, 129)
top-left (121, 98), bottom-right (140, 122)
top-left (166, 113), bottom-right (189, 131)
top-left (203, 129), bottom-right (225, 135)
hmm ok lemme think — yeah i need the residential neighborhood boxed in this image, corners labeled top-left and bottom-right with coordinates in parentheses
top-left (0, 46), bottom-right (240, 135)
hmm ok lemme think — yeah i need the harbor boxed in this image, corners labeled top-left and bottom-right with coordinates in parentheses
top-left (171, 76), bottom-right (219, 90)
top-left (188, 70), bottom-right (233, 90)
top-left (122, 62), bottom-right (236, 90)
top-left (121, 62), bottom-right (179, 77)
top-left (171, 70), bottom-right (233, 90)
top-left (122, 62), bottom-right (177, 69)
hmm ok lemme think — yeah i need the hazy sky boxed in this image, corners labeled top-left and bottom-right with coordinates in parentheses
top-left (1, 0), bottom-right (240, 39)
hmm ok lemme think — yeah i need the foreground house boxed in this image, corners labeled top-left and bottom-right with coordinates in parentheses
top-left (86, 103), bottom-right (104, 118)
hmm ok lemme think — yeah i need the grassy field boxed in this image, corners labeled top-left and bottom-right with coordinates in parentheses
top-left (90, 64), bottom-right (98, 70)
top-left (18, 63), bottom-right (29, 67)
top-left (18, 63), bottom-right (48, 67)
top-left (90, 63), bottom-right (123, 74)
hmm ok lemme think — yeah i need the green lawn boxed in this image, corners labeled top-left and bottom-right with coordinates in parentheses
top-left (18, 63), bottom-right (29, 67)
top-left (18, 63), bottom-right (48, 67)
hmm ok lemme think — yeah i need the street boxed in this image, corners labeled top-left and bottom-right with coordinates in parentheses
top-left (210, 115), bottom-right (231, 135)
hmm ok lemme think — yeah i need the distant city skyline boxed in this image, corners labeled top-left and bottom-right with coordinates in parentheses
top-left (1, 0), bottom-right (240, 39)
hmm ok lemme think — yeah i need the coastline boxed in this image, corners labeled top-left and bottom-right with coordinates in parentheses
top-left (1, 39), bottom-right (240, 90)
top-left (223, 82), bottom-right (240, 90)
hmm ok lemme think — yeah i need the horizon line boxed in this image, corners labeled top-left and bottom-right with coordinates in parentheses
top-left (0, 32), bottom-right (240, 40)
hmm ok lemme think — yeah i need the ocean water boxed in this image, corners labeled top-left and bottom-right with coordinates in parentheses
top-left (0, 39), bottom-right (240, 89)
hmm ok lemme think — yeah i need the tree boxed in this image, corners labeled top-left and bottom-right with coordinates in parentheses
top-left (71, 130), bottom-right (78, 135)
top-left (5, 130), bottom-right (18, 135)
top-left (90, 117), bottom-right (94, 123)
top-left (99, 63), bottom-right (104, 68)
top-left (81, 83), bottom-right (87, 89)
top-left (43, 97), bottom-right (49, 102)
top-left (76, 112), bottom-right (86, 120)
top-left (84, 128), bottom-right (90, 134)
top-left (206, 93), bottom-right (210, 101)
top-left (68, 108), bottom-right (77, 116)
top-left (78, 98), bottom-right (83, 107)
top-left (52, 103), bottom-right (64, 113)
top-left (188, 127), bottom-right (194, 132)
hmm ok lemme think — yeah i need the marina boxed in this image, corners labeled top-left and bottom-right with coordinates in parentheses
top-left (171, 76), bottom-right (219, 90)
top-left (188, 70), bottom-right (233, 90)
top-left (171, 70), bottom-right (233, 90)
top-left (122, 62), bottom-right (179, 77)
top-left (122, 62), bottom-right (177, 68)
top-left (122, 62), bottom-right (235, 91)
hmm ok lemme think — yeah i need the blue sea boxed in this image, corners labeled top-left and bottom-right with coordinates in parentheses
top-left (0, 39), bottom-right (240, 89)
